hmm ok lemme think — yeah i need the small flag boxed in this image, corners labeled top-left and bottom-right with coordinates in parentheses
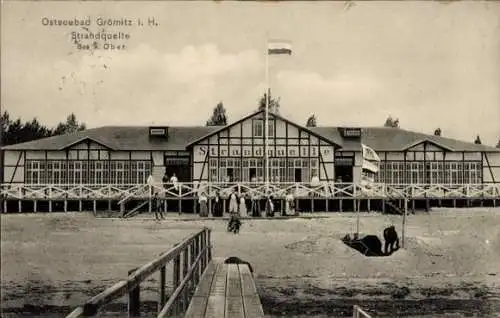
top-left (268, 41), bottom-right (292, 55)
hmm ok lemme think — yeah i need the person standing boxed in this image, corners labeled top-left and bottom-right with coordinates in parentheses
top-left (170, 173), bottom-right (179, 192)
top-left (285, 191), bottom-right (294, 216)
top-left (162, 172), bottom-right (169, 189)
top-left (229, 190), bottom-right (238, 215)
top-left (239, 192), bottom-right (247, 217)
top-left (153, 193), bottom-right (165, 220)
top-left (147, 173), bottom-right (155, 196)
top-left (251, 192), bottom-right (260, 217)
top-left (199, 192), bottom-right (208, 217)
top-left (213, 191), bottom-right (222, 217)
top-left (265, 195), bottom-right (274, 217)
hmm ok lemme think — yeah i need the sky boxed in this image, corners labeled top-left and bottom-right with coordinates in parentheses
top-left (1, 1), bottom-right (500, 146)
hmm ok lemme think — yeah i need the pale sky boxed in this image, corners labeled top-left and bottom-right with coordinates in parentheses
top-left (1, 1), bottom-right (499, 146)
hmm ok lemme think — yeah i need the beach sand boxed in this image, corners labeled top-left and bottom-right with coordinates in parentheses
top-left (1, 208), bottom-right (499, 317)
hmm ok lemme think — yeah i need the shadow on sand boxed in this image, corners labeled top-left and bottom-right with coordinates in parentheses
top-left (341, 233), bottom-right (400, 257)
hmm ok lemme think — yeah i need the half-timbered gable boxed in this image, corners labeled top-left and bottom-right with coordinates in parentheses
top-left (189, 110), bottom-right (341, 184)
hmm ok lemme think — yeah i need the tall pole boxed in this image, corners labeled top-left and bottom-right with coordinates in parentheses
top-left (402, 192), bottom-right (408, 248)
top-left (264, 38), bottom-right (270, 194)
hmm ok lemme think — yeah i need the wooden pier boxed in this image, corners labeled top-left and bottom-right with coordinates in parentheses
top-left (1, 182), bottom-right (499, 214)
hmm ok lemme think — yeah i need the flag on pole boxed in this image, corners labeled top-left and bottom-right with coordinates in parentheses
top-left (268, 40), bottom-right (292, 55)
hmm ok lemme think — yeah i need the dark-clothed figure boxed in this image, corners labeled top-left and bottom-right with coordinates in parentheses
top-left (265, 196), bottom-right (274, 217)
top-left (213, 191), bottom-right (223, 217)
top-left (227, 214), bottom-right (242, 234)
top-left (251, 192), bottom-right (260, 217)
top-left (153, 193), bottom-right (165, 220)
top-left (162, 172), bottom-right (169, 189)
top-left (383, 225), bottom-right (400, 255)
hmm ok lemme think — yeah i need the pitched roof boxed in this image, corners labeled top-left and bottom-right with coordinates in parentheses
top-left (186, 109), bottom-right (343, 147)
top-left (360, 127), bottom-right (500, 152)
top-left (2, 123), bottom-right (498, 153)
top-left (1, 126), bottom-right (220, 151)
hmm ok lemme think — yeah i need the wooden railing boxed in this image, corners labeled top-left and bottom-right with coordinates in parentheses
top-left (66, 228), bottom-right (212, 318)
top-left (1, 182), bottom-right (499, 201)
top-left (353, 305), bottom-right (372, 318)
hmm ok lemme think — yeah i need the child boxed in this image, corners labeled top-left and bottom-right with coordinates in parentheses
top-left (227, 214), bottom-right (242, 234)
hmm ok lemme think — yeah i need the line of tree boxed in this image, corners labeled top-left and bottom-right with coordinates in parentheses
top-left (1, 112), bottom-right (86, 146)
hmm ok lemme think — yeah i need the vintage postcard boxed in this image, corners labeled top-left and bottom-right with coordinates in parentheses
top-left (1, 1), bottom-right (499, 317)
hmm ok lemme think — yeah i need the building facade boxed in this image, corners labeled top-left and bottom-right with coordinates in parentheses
top-left (2, 110), bottom-right (500, 187)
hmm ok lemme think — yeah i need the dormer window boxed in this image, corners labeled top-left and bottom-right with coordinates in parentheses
top-left (149, 126), bottom-right (169, 139)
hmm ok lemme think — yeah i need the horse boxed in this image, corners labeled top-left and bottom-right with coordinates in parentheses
top-left (383, 225), bottom-right (400, 255)
top-left (224, 256), bottom-right (254, 274)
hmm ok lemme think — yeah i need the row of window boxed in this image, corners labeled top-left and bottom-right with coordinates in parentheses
top-left (374, 161), bottom-right (482, 184)
top-left (25, 160), bottom-right (152, 184)
top-left (209, 158), bottom-right (319, 182)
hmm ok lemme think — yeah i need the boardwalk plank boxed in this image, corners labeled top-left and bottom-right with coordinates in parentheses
top-left (205, 295), bottom-right (226, 317)
top-left (209, 263), bottom-right (228, 296)
top-left (184, 260), bottom-right (219, 318)
top-left (239, 265), bottom-right (265, 317)
top-left (225, 264), bottom-right (245, 317)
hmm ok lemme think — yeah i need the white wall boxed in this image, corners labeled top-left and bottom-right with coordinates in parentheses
top-left (3, 166), bottom-right (24, 183)
top-left (110, 151), bottom-right (130, 160)
top-left (483, 152), bottom-right (500, 183)
top-left (130, 151), bottom-right (150, 160)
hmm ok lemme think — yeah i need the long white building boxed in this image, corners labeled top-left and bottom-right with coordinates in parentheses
top-left (2, 109), bottom-right (499, 187)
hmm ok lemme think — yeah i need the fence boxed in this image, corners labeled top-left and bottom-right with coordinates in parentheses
top-left (66, 228), bottom-right (212, 317)
top-left (2, 182), bottom-right (499, 200)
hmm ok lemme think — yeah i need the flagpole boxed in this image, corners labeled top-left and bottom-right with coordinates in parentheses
top-left (265, 38), bottom-right (270, 195)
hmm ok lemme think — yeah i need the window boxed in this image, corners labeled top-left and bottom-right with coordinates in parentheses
top-left (253, 119), bottom-right (274, 138)
top-left (26, 160), bottom-right (42, 184)
top-left (268, 120), bottom-right (274, 137)
top-left (253, 120), bottom-right (263, 137)
top-left (209, 158), bottom-right (218, 182)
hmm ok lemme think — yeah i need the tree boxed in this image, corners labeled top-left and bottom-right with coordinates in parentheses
top-left (206, 101), bottom-right (228, 126)
top-left (258, 90), bottom-right (280, 114)
top-left (474, 135), bottom-right (482, 145)
top-left (53, 113), bottom-right (86, 135)
top-left (306, 114), bottom-right (317, 127)
top-left (1, 111), bottom-right (86, 146)
top-left (496, 138), bottom-right (500, 149)
top-left (434, 128), bottom-right (442, 136)
top-left (384, 115), bottom-right (400, 128)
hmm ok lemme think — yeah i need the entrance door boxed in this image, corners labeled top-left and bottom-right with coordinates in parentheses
top-left (164, 156), bottom-right (191, 182)
top-left (227, 168), bottom-right (234, 182)
top-left (249, 168), bottom-right (257, 181)
top-left (165, 165), bottom-right (191, 182)
top-left (335, 166), bottom-right (353, 183)
top-left (294, 168), bottom-right (302, 182)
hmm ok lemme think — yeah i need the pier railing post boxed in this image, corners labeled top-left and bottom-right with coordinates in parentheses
top-left (128, 268), bottom-right (141, 317)
top-left (182, 246), bottom-right (189, 312)
top-left (207, 228), bottom-right (212, 262)
top-left (158, 265), bottom-right (166, 314)
top-left (172, 253), bottom-right (181, 315)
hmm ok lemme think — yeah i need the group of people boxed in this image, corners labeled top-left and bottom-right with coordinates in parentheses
top-left (197, 189), bottom-right (297, 218)
top-left (147, 172), bottom-right (180, 221)
top-left (147, 172), bottom-right (300, 220)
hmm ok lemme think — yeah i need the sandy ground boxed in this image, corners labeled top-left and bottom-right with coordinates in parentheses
top-left (1, 208), bottom-right (500, 317)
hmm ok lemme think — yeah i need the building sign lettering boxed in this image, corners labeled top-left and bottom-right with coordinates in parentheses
top-left (198, 145), bottom-right (333, 158)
